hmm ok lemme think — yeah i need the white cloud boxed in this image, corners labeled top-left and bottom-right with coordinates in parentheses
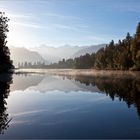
top-left (8, 13), bottom-right (33, 19)
top-left (10, 21), bottom-right (49, 29)
top-left (0, 6), bottom-right (34, 19)
top-left (42, 12), bottom-right (82, 20)
top-left (53, 23), bottom-right (89, 31)
top-left (53, 24), bottom-right (78, 31)
top-left (10, 22), bottom-right (80, 32)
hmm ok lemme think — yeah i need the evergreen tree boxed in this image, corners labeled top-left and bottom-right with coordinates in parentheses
top-left (0, 12), bottom-right (14, 73)
top-left (105, 40), bottom-right (115, 69)
top-left (130, 23), bottom-right (140, 70)
top-left (136, 22), bottom-right (140, 42)
top-left (95, 48), bottom-right (106, 69)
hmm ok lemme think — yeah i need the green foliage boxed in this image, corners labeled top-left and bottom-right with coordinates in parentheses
top-left (130, 23), bottom-right (140, 70)
top-left (0, 12), bottom-right (14, 73)
top-left (95, 22), bottom-right (140, 70)
top-left (75, 53), bottom-right (95, 69)
top-left (95, 48), bottom-right (106, 69)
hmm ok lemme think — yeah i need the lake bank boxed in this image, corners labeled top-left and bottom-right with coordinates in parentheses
top-left (15, 69), bottom-right (140, 79)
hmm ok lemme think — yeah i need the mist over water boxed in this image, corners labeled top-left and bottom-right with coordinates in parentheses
top-left (0, 72), bottom-right (140, 138)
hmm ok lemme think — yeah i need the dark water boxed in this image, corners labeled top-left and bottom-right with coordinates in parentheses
top-left (0, 73), bottom-right (140, 139)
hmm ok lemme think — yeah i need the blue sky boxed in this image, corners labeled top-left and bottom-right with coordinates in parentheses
top-left (0, 0), bottom-right (140, 47)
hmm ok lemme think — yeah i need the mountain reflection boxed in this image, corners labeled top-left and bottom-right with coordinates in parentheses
top-left (64, 74), bottom-right (140, 117)
top-left (0, 74), bottom-right (13, 134)
top-left (10, 73), bottom-right (140, 118)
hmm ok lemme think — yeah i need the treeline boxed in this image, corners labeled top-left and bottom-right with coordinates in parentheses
top-left (18, 54), bottom-right (96, 69)
top-left (19, 22), bottom-right (140, 70)
top-left (45, 54), bottom-right (96, 69)
top-left (18, 61), bottom-right (45, 69)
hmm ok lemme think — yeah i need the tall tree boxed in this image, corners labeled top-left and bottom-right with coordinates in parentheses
top-left (105, 40), bottom-right (115, 69)
top-left (95, 48), bottom-right (106, 69)
top-left (0, 12), bottom-right (14, 73)
top-left (130, 22), bottom-right (140, 70)
top-left (136, 22), bottom-right (140, 42)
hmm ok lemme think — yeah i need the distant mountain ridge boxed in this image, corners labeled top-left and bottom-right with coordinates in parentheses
top-left (31, 44), bottom-right (82, 63)
top-left (10, 44), bottom-right (106, 66)
top-left (10, 47), bottom-right (46, 67)
top-left (31, 44), bottom-right (106, 63)
top-left (73, 44), bottom-right (106, 57)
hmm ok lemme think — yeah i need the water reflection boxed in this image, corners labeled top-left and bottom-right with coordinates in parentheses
top-left (1, 72), bottom-right (140, 138)
top-left (11, 73), bottom-right (140, 118)
top-left (0, 74), bottom-right (13, 134)
top-left (64, 74), bottom-right (140, 117)
top-left (10, 73), bottom-right (44, 91)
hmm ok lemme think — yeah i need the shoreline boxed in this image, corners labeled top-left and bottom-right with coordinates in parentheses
top-left (14, 68), bottom-right (140, 78)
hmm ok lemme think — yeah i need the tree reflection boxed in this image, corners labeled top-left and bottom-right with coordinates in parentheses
top-left (0, 74), bottom-right (13, 134)
top-left (66, 74), bottom-right (140, 117)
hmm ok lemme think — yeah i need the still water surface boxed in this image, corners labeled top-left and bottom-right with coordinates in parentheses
top-left (0, 72), bottom-right (140, 138)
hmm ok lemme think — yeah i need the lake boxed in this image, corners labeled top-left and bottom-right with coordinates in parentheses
top-left (0, 71), bottom-right (140, 139)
